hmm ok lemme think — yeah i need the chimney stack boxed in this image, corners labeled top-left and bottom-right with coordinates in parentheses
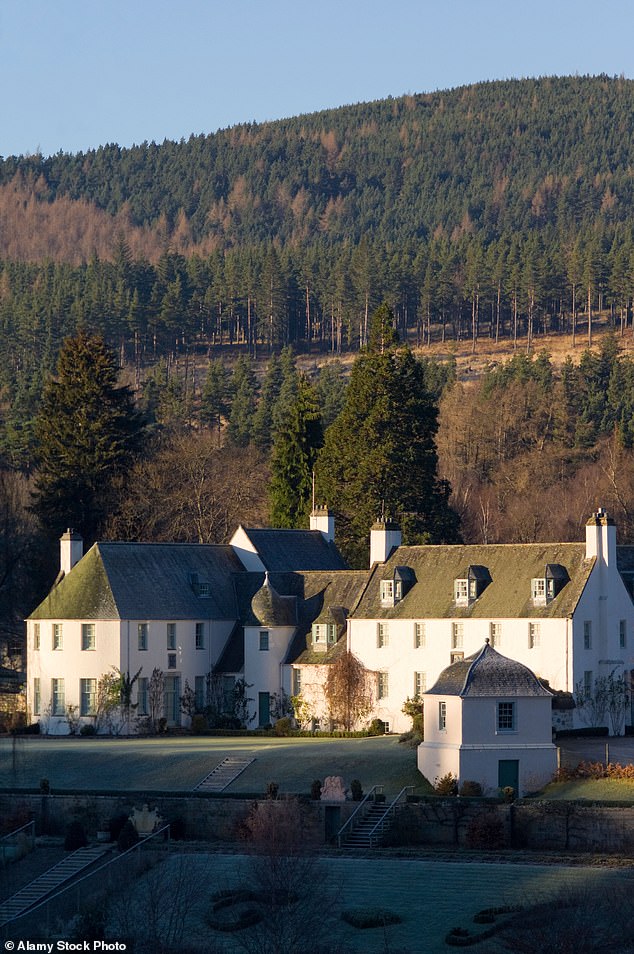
top-left (585, 508), bottom-right (616, 566)
top-left (370, 519), bottom-right (402, 566)
top-left (310, 506), bottom-right (335, 543)
top-left (60, 528), bottom-right (83, 576)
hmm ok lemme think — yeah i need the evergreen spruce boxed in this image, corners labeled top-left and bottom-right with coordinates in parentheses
top-left (269, 374), bottom-right (322, 528)
top-left (227, 356), bottom-right (258, 447)
top-left (33, 329), bottom-right (142, 545)
top-left (317, 305), bottom-right (460, 566)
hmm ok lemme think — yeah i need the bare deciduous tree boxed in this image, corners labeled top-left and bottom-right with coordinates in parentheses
top-left (324, 651), bottom-right (374, 731)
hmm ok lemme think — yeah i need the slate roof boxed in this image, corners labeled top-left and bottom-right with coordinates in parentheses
top-left (251, 573), bottom-right (297, 626)
top-left (28, 542), bottom-right (244, 621)
top-left (238, 528), bottom-right (348, 571)
top-left (353, 543), bottom-right (594, 620)
top-left (427, 642), bottom-right (552, 698)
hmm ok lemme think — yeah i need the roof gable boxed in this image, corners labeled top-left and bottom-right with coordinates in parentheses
top-left (238, 528), bottom-right (348, 572)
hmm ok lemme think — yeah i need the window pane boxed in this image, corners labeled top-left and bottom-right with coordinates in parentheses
top-left (81, 623), bottom-right (95, 651)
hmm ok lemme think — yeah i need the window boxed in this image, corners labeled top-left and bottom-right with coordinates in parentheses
top-left (377, 672), bottom-right (389, 699)
top-left (377, 623), bottom-right (389, 648)
top-left (80, 678), bottom-right (97, 716)
top-left (438, 701), bottom-right (447, 731)
top-left (620, 620), bottom-right (627, 649)
top-left (198, 582), bottom-right (211, 597)
top-left (195, 622), bottom-right (205, 650)
top-left (292, 668), bottom-right (302, 696)
top-left (167, 623), bottom-right (176, 650)
top-left (497, 701), bottom-right (516, 732)
top-left (583, 670), bottom-right (593, 696)
top-left (454, 579), bottom-right (469, 605)
top-left (52, 623), bottom-right (63, 650)
top-left (414, 622), bottom-right (426, 648)
top-left (450, 651), bottom-right (464, 663)
top-left (138, 623), bottom-right (148, 651)
top-left (81, 623), bottom-right (95, 651)
top-left (414, 671), bottom-right (426, 697)
top-left (33, 623), bottom-right (40, 651)
top-left (52, 678), bottom-right (65, 716)
top-left (489, 622), bottom-right (501, 648)
top-left (167, 653), bottom-right (177, 670)
top-left (380, 579), bottom-right (402, 605)
top-left (222, 676), bottom-right (235, 713)
top-left (380, 580), bottom-right (394, 604)
top-left (583, 620), bottom-right (592, 650)
top-left (137, 678), bottom-right (149, 716)
top-left (451, 622), bottom-right (463, 650)
top-left (531, 578), bottom-right (547, 603)
top-left (313, 623), bottom-right (336, 644)
top-left (259, 630), bottom-right (269, 651)
top-left (195, 676), bottom-right (205, 711)
top-left (33, 678), bottom-right (41, 716)
top-left (528, 622), bottom-right (540, 649)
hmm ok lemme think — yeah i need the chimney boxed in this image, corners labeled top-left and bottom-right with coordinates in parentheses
top-left (370, 519), bottom-right (402, 566)
top-left (60, 528), bottom-right (83, 576)
top-left (310, 506), bottom-right (335, 543)
top-left (585, 508), bottom-right (616, 565)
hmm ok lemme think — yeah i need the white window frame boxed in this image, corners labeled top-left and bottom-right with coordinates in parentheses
top-left (620, 619), bottom-right (627, 649)
top-left (137, 677), bottom-right (149, 716)
top-left (438, 700), bottom-right (447, 731)
top-left (451, 622), bottom-right (463, 650)
top-left (377, 622), bottom-right (389, 648)
top-left (195, 622), bottom-right (205, 650)
top-left (194, 675), bottom-right (205, 711)
top-left (33, 623), bottom-right (40, 651)
top-left (292, 668), bottom-right (302, 696)
top-left (167, 623), bottom-right (176, 650)
top-left (489, 622), bottom-right (501, 648)
top-left (583, 670), bottom-right (593, 696)
top-left (81, 623), bottom-right (95, 651)
top-left (259, 630), bottom-right (269, 651)
top-left (497, 700), bottom-right (516, 732)
top-left (377, 671), bottom-right (389, 699)
top-left (414, 671), bottom-right (426, 697)
top-left (528, 622), bottom-right (541, 648)
top-left (52, 623), bottom-right (63, 651)
top-left (414, 622), bottom-right (426, 648)
top-left (52, 678), bottom-right (65, 716)
top-left (583, 620), bottom-right (592, 650)
top-left (380, 580), bottom-right (394, 605)
top-left (531, 578), bottom-right (547, 604)
top-left (138, 623), bottom-right (148, 651)
top-left (454, 579), bottom-right (469, 605)
top-left (33, 677), bottom-right (41, 716)
top-left (80, 677), bottom-right (97, 716)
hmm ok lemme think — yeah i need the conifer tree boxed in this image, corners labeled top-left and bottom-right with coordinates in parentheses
top-left (33, 329), bottom-right (143, 545)
top-left (226, 356), bottom-right (258, 447)
top-left (199, 359), bottom-right (231, 433)
top-left (317, 304), bottom-right (460, 566)
top-left (269, 374), bottom-right (322, 528)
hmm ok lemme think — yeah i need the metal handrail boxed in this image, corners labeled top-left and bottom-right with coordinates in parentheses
top-left (1, 823), bottom-right (171, 929)
top-left (0, 820), bottom-right (35, 843)
top-left (337, 785), bottom-right (383, 847)
top-left (367, 785), bottom-right (414, 847)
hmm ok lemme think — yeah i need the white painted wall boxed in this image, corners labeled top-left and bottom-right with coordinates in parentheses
top-left (243, 624), bottom-right (295, 725)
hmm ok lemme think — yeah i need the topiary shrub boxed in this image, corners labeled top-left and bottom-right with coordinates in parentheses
top-left (191, 714), bottom-right (207, 735)
top-left (459, 780), bottom-right (483, 797)
top-left (39, 778), bottom-right (50, 794)
top-left (108, 813), bottom-right (129, 842)
top-left (341, 907), bottom-right (402, 929)
top-left (310, 779), bottom-right (322, 800)
top-left (79, 724), bottom-right (96, 736)
top-left (64, 820), bottom-right (88, 851)
top-left (169, 816), bottom-right (186, 840)
top-left (117, 819), bottom-right (139, 852)
top-left (273, 717), bottom-right (292, 736)
top-left (265, 781), bottom-right (279, 799)
top-left (434, 772), bottom-right (458, 796)
top-left (350, 779), bottom-right (363, 801)
top-left (367, 718), bottom-right (386, 736)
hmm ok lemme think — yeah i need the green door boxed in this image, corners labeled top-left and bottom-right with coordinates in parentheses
top-left (498, 759), bottom-right (519, 792)
top-left (258, 692), bottom-right (270, 727)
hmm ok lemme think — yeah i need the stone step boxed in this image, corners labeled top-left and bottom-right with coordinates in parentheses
top-left (194, 756), bottom-right (255, 792)
top-left (0, 846), bottom-right (110, 926)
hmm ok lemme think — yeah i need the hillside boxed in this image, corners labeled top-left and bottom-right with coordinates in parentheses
top-left (2, 75), bottom-right (634, 258)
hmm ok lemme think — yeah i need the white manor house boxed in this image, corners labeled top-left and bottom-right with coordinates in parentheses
top-left (26, 508), bottom-right (634, 737)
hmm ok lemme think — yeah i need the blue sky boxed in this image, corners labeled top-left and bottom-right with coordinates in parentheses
top-left (2, 0), bottom-right (634, 158)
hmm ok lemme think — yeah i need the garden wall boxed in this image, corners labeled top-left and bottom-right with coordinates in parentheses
top-left (2, 792), bottom-right (634, 853)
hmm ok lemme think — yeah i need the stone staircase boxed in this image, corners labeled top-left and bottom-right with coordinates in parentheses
top-left (194, 756), bottom-right (255, 792)
top-left (340, 802), bottom-right (392, 849)
top-left (0, 845), bottom-right (110, 926)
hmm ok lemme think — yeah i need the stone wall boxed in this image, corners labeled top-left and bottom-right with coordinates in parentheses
top-left (2, 792), bottom-right (634, 854)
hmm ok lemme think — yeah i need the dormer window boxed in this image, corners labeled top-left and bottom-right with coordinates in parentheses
top-left (532, 564), bottom-right (569, 605)
top-left (454, 566), bottom-right (491, 606)
top-left (380, 579), bottom-right (402, 606)
top-left (312, 623), bottom-right (336, 645)
top-left (189, 572), bottom-right (211, 598)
